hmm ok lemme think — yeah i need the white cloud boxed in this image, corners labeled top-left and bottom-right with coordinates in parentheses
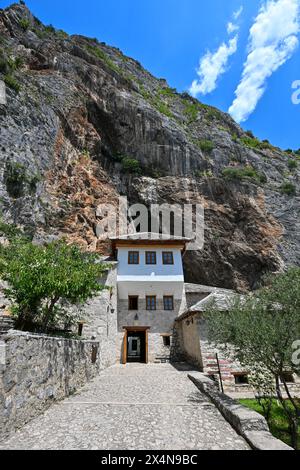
top-left (190, 6), bottom-right (243, 97)
top-left (233, 6), bottom-right (244, 20)
top-left (229, 0), bottom-right (300, 122)
top-left (190, 36), bottom-right (238, 96)
top-left (227, 22), bottom-right (239, 34)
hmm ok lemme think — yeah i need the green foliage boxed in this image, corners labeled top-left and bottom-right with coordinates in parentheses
top-left (0, 219), bottom-right (26, 242)
top-left (183, 103), bottom-right (199, 122)
top-left (194, 139), bottom-right (214, 153)
top-left (222, 166), bottom-right (266, 184)
top-left (246, 130), bottom-right (255, 138)
top-left (19, 18), bottom-right (30, 31)
top-left (195, 169), bottom-right (213, 178)
top-left (206, 268), bottom-right (300, 449)
top-left (240, 135), bottom-right (274, 151)
top-left (121, 157), bottom-right (142, 175)
top-left (44, 24), bottom-right (56, 34)
top-left (285, 148), bottom-right (294, 154)
top-left (4, 74), bottom-right (21, 92)
top-left (158, 87), bottom-right (177, 98)
top-left (85, 45), bottom-right (120, 73)
top-left (138, 85), bottom-right (174, 119)
top-left (0, 239), bottom-right (107, 332)
top-left (0, 57), bottom-right (7, 74)
top-left (287, 159), bottom-right (298, 171)
top-left (4, 162), bottom-right (40, 198)
top-left (280, 182), bottom-right (296, 196)
top-left (240, 136), bottom-right (262, 149)
top-left (240, 399), bottom-right (300, 449)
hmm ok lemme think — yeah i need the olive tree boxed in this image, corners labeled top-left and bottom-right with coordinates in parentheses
top-left (0, 237), bottom-right (107, 333)
top-left (206, 268), bottom-right (300, 449)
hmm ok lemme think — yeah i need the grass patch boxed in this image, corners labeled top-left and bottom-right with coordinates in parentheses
top-left (19, 18), bottom-right (30, 31)
top-left (4, 74), bottom-right (21, 93)
top-left (280, 182), bottom-right (296, 196)
top-left (183, 103), bottom-right (200, 122)
top-left (222, 166), bottom-right (267, 184)
top-left (121, 157), bottom-right (142, 175)
top-left (240, 136), bottom-right (275, 151)
top-left (194, 139), bottom-right (214, 153)
top-left (239, 399), bottom-right (300, 449)
top-left (85, 44), bottom-right (120, 73)
top-left (288, 159), bottom-right (298, 171)
top-left (158, 87), bottom-right (177, 98)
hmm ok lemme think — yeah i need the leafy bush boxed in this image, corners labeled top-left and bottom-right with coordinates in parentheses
top-left (19, 18), bottom-right (30, 31)
top-left (0, 57), bottom-right (7, 74)
top-left (240, 136), bottom-right (262, 149)
top-left (121, 157), bottom-right (142, 175)
top-left (85, 45), bottom-right (120, 73)
top-left (45, 24), bottom-right (56, 34)
top-left (4, 162), bottom-right (40, 198)
top-left (158, 87), bottom-right (177, 98)
top-left (195, 169), bottom-right (213, 178)
top-left (184, 103), bottom-right (199, 122)
top-left (195, 139), bottom-right (214, 153)
top-left (222, 166), bottom-right (266, 183)
top-left (4, 74), bottom-right (21, 92)
top-left (280, 182), bottom-right (296, 196)
top-left (288, 159), bottom-right (298, 171)
top-left (0, 239), bottom-right (107, 332)
top-left (206, 268), bottom-right (300, 449)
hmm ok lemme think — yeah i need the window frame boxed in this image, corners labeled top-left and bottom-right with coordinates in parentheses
top-left (128, 295), bottom-right (139, 310)
top-left (146, 295), bottom-right (157, 311)
top-left (163, 295), bottom-right (174, 311)
top-left (128, 251), bottom-right (139, 265)
top-left (145, 251), bottom-right (157, 265)
top-left (162, 251), bottom-right (174, 265)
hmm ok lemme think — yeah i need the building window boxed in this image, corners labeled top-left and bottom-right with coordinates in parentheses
top-left (146, 251), bottom-right (157, 265)
top-left (146, 296), bottom-right (156, 311)
top-left (163, 335), bottom-right (171, 347)
top-left (163, 296), bottom-right (174, 311)
top-left (234, 373), bottom-right (249, 385)
top-left (162, 252), bottom-right (174, 265)
top-left (128, 251), bottom-right (139, 265)
top-left (128, 296), bottom-right (139, 310)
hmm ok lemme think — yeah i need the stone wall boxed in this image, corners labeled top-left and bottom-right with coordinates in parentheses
top-left (80, 265), bottom-right (118, 369)
top-left (0, 331), bottom-right (100, 441)
top-left (176, 312), bottom-right (252, 390)
top-left (176, 312), bottom-right (300, 392)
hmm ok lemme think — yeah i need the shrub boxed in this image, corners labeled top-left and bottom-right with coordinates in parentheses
top-left (195, 139), bottom-right (214, 153)
top-left (0, 239), bottom-right (107, 332)
top-left (85, 45), bottom-right (120, 73)
top-left (240, 136), bottom-right (261, 149)
top-left (280, 182), bottom-right (296, 196)
top-left (0, 57), bottom-right (7, 74)
top-left (222, 166), bottom-right (266, 183)
top-left (45, 24), bottom-right (56, 34)
top-left (288, 159), bottom-right (298, 171)
top-left (246, 130), bottom-right (255, 138)
top-left (158, 87), bottom-right (177, 98)
top-left (121, 157), bottom-right (142, 175)
top-left (184, 103), bottom-right (199, 122)
top-left (4, 74), bottom-right (20, 93)
top-left (19, 18), bottom-right (30, 31)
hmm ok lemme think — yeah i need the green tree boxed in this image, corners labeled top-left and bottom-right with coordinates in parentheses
top-left (0, 238), bottom-right (107, 333)
top-left (206, 268), bottom-right (300, 449)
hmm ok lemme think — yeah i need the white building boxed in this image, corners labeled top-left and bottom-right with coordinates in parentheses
top-left (111, 233), bottom-right (189, 363)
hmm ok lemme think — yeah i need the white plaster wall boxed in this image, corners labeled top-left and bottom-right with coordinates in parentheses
top-left (117, 247), bottom-right (184, 279)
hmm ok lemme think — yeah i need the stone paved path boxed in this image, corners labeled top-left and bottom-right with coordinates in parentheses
top-left (0, 363), bottom-right (249, 450)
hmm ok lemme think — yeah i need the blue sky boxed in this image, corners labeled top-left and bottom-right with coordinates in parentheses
top-left (1, 0), bottom-right (300, 150)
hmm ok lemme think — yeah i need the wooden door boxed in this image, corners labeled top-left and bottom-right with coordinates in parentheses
top-left (122, 329), bottom-right (127, 364)
top-left (145, 329), bottom-right (148, 364)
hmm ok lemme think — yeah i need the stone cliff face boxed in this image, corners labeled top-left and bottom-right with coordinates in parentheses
top-left (0, 4), bottom-right (299, 291)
